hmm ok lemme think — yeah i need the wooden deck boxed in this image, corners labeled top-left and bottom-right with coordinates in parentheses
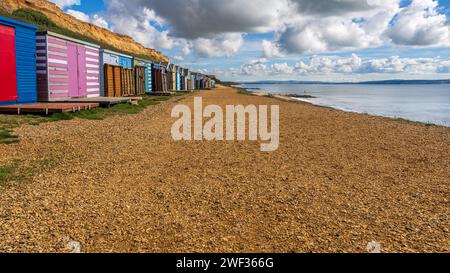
top-left (0, 103), bottom-right (99, 115)
top-left (50, 97), bottom-right (143, 108)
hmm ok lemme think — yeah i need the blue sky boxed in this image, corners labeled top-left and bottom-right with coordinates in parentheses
top-left (52, 0), bottom-right (450, 82)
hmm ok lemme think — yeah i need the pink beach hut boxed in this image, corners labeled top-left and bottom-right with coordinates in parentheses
top-left (36, 31), bottom-right (100, 101)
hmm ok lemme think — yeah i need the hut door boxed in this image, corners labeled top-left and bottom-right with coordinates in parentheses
top-left (68, 44), bottom-right (87, 98)
top-left (0, 25), bottom-right (17, 102)
top-left (67, 43), bottom-right (79, 98)
top-left (76, 46), bottom-right (87, 97)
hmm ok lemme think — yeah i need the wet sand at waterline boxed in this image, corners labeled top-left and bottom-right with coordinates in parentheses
top-left (0, 85), bottom-right (449, 252)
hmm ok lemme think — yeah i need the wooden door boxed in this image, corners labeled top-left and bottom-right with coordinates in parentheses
top-left (0, 25), bottom-right (17, 102)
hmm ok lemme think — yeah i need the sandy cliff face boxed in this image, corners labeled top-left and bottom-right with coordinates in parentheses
top-left (0, 0), bottom-right (168, 62)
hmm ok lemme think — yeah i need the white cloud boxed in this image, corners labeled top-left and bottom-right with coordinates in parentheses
top-left (121, 0), bottom-right (287, 39)
top-left (102, 0), bottom-right (286, 58)
top-left (387, 0), bottom-right (450, 46)
top-left (262, 40), bottom-right (285, 58)
top-left (271, 62), bottom-right (295, 74)
top-left (49, 0), bottom-right (80, 9)
top-left (182, 45), bottom-right (191, 56)
top-left (438, 59), bottom-right (450, 73)
top-left (271, 0), bottom-right (401, 55)
top-left (240, 54), bottom-right (450, 76)
top-left (66, 9), bottom-right (89, 22)
top-left (173, 55), bottom-right (184, 62)
top-left (241, 58), bottom-right (273, 75)
top-left (67, 9), bottom-right (110, 29)
top-left (192, 33), bottom-right (244, 58)
top-left (90, 14), bottom-right (110, 29)
top-left (63, 0), bottom-right (449, 65)
top-left (106, 0), bottom-right (174, 49)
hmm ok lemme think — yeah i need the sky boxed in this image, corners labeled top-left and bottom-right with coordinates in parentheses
top-left (49, 0), bottom-right (450, 82)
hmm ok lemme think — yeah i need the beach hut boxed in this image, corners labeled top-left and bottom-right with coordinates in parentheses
top-left (134, 57), bottom-right (153, 94)
top-left (151, 63), bottom-right (160, 92)
top-left (176, 66), bottom-right (182, 91)
top-left (0, 16), bottom-right (38, 105)
top-left (179, 67), bottom-right (185, 91)
top-left (100, 49), bottom-right (133, 97)
top-left (162, 62), bottom-right (171, 91)
top-left (172, 65), bottom-right (178, 91)
top-left (151, 63), bottom-right (161, 92)
top-left (164, 63), bottom-right (171, 92)
top-left (200, 74), bottom-right (204, 89)
top-left (197, 74), bottom-right (205, 89)
top-left (184, 69), bottom-right (190, 91)
top-left (201, 76), bottom-right (207, 89)
top-left (152, 63), bottom-right (168, 92)
top-left (36, 31), bottom-right (100, 101)
top-left (163, 63), bottom-right (175, 91)
top-left (207, 75), bottom-right (217, 88)
top-left (186, 69), bottom-right (191, 91)
top-left (190, 72), bottom-right (197, 90)
top-left (195, 73), bottom-right (201, 90)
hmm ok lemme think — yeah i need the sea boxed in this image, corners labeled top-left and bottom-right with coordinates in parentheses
top-left (237, 83), bottom-right (450, 127)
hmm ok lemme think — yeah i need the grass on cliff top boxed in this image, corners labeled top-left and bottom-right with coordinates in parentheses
top-left (0, 8), bottom-right (161, 62)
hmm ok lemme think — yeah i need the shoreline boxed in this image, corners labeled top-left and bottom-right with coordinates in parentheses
top-left (232, 86), bottom-right (449, 128)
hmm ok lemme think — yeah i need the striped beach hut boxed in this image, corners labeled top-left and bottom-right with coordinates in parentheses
top-left (134, 57), bottom-right (153, 94)
top-left (176, 66), bottom-right (182, 91)
top-left (36, 31), bottom-right (100, 101)
top-left (0, 16), bottom-right (38, 105)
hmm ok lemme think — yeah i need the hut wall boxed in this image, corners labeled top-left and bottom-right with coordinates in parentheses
top-left (167, 64), bottom-right (175, 91)
top-left (162, 67), bottom-right (168, 92)
top-left (176, 68), bottom-right (181, 91)
top-left (152, 64), bottom-right (169, 92)
top-left (185, 71), bottom-right (190, 91)
top-left (190, 75), bottom-right (196, 90)
top-left (134, 66), bottom-right (146, 96)
top-left (104, 64), bottom-right (123, 97)
top-left (147, 63), bottom-right (153, 93)
top-left (134, 58), bottom-right (153, 94)
top-left (0, 16), bottom-right (38, 105)
top-left (121, 68), bottom-right (135, 96)
top-left (119, 56), bottom-right (133, 69)
top-left (152, 65), bottom-right (161, 92)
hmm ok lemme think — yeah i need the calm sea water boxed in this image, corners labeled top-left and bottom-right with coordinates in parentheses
top-left (238, 83), bottom-right (450, 126)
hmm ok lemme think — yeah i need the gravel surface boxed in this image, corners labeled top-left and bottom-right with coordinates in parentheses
top-left (0, 86), bottom-right (449, 253)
